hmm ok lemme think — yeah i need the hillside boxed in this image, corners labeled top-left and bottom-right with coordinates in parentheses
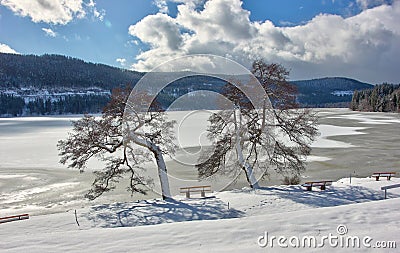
top-left (293, 77), bottom-right (373, 107)
top-left (0, 53), bottom-right (143, 89)
top-left (0, 53), bottom-right (374, 115)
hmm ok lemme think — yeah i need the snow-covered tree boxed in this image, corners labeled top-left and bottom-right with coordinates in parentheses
top-left (58, 86), bottom-right (176, 200)
top-left (196, 61), bottom-right (319, 188)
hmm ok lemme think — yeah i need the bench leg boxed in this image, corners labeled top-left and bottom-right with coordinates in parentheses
top-left (186, 191), bottom-right (190, 198)
top-left (306, 186), bottom-right (312, 191)
top-left (320, 185), bottom-right (326, 190)
top-left (201, 190), bottom-right (205, 198)
top-left (375, 176), bottom-right (379, 181)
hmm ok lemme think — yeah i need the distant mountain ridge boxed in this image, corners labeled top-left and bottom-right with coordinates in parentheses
top-left (293, 77), bottom-right (371, 90)
top-left (0, 53), bottom-right (374, 115)
top-left (0, 53), bottom-right (143, 89)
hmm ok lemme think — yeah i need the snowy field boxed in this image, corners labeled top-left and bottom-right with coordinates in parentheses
top-left (1, 177), bottom-right (399, 252)
top-left (0, 108), bottom-right (399, 252)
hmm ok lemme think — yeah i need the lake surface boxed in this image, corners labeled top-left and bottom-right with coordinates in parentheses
top-left (0, 109), bottom-right (399, 216)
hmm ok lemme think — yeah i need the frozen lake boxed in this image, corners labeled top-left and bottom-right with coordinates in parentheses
top-left (0, 109), bottom-right (399, 216)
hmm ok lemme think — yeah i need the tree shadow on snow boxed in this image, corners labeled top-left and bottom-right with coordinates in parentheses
top-left (82, 198), bottom-right (244, 228)
top-left (258, 184), bottom-right (399, 208)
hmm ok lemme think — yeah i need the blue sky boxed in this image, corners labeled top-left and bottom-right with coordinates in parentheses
top-left (0, 0), bottom-right (399, 83)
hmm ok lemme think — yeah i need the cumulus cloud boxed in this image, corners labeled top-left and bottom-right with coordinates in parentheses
top-left (42, 27), bottom-right (57, 37)
top-left (0, 0), bottom-right (84, 24)
top-left (129, 13), bottom-right (183, 51)
top-left (129, 0), bottom-right (400, 83)
top-left (0, 0), bottom-right (105, 25)
top-left (0, 43), bottom-right (19, 54)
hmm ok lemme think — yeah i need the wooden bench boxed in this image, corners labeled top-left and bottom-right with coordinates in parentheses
top-left (302, 181), bottom-right (333, 191)
top-left (0, 214), bottom-right (29, 224)
top-left (180, 185), bottom-right (212, 198)
top-left (371, 172), bottom-right (396, 181)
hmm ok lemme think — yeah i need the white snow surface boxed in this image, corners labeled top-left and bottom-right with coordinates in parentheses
top-left (1, 177), bottom-right (399, 252)
top-left (327, 113), bottom-right (400, 125)
top-left (1, 109), bottom-right (399, 252)
top-left (311, 124), bottom-right (367, 148)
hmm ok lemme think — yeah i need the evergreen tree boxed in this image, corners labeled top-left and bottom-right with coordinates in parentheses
top-left (350, 84), bottom-right (400, 112)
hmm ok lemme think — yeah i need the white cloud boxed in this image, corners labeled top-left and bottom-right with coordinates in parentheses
top-left (93, 8), bottom-right (105, 21)
top-left (0, 43), bottom-right (19, 54)
top-left (87, 0), bottom-right (105, 21)
top-left (0, 0), bottom-right (85, 24)
top-left (0, 0), bottom-right (104, 25)
top-left (129, 13), bottom-right (183, 51)
top-left (154, 0), bottom-right (169, 13)
top-left (153, 0), bottom-right (205, 13)
top-left (87, 0), bottom-right (95, 8)
top-left (42, 27), bottom-right (57, 37)
top-left (129, 0), bottom-right (400, 83)
top-left (116, 58), bottom-right (127, 66)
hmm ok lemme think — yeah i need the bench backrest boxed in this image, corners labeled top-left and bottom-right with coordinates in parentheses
top-left (373, 172), bottom-right (396, 175)
top-left (180, 185), bottom-right (211, 189)
top-left (180, 185), bottom-right (211, 191)
top-left (303, 181), bottom-right (332, 186)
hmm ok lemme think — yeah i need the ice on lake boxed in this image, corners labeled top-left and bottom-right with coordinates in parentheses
top-left (0, 108), bottom-right (399, 215)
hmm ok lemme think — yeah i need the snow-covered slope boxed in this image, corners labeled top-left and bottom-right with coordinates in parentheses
top-left (1, 177), bottom-right (399, 252)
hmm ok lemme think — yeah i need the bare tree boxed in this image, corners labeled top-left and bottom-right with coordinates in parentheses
top-left (196, 60), bottom-right (319, 188)
top-left (58, 86), bottom-right (176, 200)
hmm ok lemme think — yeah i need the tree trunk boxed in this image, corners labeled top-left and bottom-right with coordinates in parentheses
top-left (233, 109), bottom-right (260, 189)
top-left (235, 138), bottom-right (260, 189)
top-left (130, 134), bottom-right (171, 200)
top-left (150, 145), bottom-right (171, 200)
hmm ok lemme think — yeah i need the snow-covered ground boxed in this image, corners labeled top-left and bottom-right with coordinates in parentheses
top-left (0, 108), bottom-right (399, 252)
top-left (1, 177), bottom-right (399, 252)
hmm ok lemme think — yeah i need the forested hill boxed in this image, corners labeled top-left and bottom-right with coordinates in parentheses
top-left (0, 53), bottom-right (375, 116)
top-left (350, 83), bottom-right (400, 112)
top-left (293, 77), bottom-right (371, 90)
top-left (0, 53), bottom-right (372, 92)
top-left (292, 77), bottom-right (373, 107)
top-left (0, 53), bottom-right (143, 89)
